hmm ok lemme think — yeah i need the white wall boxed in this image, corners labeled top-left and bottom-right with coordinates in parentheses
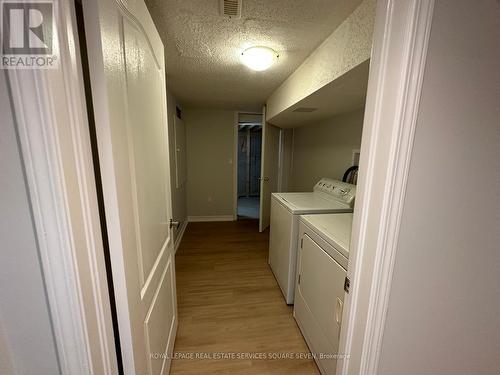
top-left (266, 0), bottom-right (375, 121)
top-left (184, 107), bottom-right (235, 218)
top-left (166, 91), bottom-right (187, 240)
top-left (289, 109), bottom-right (364, 191)
top-left (378, 1), bottom-right (500, 373)
top-left (0, 74), bottom-right (60, 374)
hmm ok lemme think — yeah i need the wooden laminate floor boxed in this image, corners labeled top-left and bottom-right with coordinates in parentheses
top-left (170, 220), bottom-right (320, 375)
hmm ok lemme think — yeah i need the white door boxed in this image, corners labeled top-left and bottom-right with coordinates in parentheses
top-left (259, 107), bottom-right (280, 232)
top-left (83, 0), bottom-right (177, 374)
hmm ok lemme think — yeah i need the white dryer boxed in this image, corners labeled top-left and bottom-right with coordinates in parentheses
top-left (268, 178), bottom-right (355, 304)
top-left (294, 213), bottom-right (353, 375)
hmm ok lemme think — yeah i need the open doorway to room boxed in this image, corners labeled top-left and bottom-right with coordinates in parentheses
top-left (236, 113), bottom-right (262, 219)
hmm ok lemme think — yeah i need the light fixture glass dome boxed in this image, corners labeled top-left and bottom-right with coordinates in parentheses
top-left (240, 46), bottom-right (279, 71)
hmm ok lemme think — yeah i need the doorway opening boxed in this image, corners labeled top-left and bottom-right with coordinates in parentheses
top-left (236, 113), bottom-right (262, 219)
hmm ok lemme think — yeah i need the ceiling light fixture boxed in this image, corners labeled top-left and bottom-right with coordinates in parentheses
top-left (240, 46), bottom-right (279, 71)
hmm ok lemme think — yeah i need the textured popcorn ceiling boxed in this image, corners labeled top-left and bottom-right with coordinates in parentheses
top-left (144, 0), bottom-right (363, 110)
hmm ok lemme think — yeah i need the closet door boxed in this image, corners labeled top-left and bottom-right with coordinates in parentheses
top-left (83, 0), bottom-right (177, 373)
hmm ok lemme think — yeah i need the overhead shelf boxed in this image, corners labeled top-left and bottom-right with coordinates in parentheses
top-left (267, 60), bottom-right (370, 128)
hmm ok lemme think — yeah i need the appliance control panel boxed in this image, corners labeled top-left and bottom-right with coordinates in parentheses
top-left (314, 178), bottom-right (356, 206)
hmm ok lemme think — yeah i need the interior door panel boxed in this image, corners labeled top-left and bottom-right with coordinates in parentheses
top-left (83, 0), bottom-right (177, 373)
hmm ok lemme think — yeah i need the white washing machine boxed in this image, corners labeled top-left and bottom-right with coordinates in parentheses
top-left (268, 178), bottom-right (355, 304)
top-left (294, 213), bottom-right (353, 375)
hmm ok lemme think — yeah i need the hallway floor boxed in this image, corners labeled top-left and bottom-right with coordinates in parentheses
top-left (171, 220), bottom-right (319, 374)
top-left (237, 196), bottom-right (260, 219)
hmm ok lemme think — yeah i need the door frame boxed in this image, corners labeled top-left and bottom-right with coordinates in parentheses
top-left (338, 0), bottom-right (435, 374)
top-left (232, 110), bottom-right (263, 220)
top-left (3, 0), bottom-right (118, 373)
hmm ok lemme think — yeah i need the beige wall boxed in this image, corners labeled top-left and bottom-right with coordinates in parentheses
top-left (166, 91), bottom-right (188, 241)
top-left (184, 107), bottom-right (235, 218)
top-left (266, 0), bottom-right (375, 121)
top-left (289, 109), bottom-right (364, 191)
top-left (239, 113), bottom-right (262, 124)
top-left (378, 1), bottom-right (500, 373)
top-left (279, 128), bottom-right (294, 192)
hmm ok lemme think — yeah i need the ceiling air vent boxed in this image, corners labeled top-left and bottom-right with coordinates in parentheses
top-left (293, 107), bottom-right (318, 113)
top-left (220, 0), bottom-right (242, 19)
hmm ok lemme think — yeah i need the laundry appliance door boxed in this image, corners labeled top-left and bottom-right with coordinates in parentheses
top-left (295, 233), bottom-right (347, 375)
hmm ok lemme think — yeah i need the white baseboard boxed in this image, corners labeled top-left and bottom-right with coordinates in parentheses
top-left (174, 220), bottom-right (188, 254)
top-left (187, 215), bottom-right (235, 222)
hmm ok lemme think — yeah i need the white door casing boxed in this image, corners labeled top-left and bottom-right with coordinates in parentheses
top-left (337, 0), bottom-right (435, 374)
top-left (259, 107), bottom-right (280, 232)
top-left (4, 0), bottom-right (119, 373)
top-left (82, 0), bottom-right (178, 374)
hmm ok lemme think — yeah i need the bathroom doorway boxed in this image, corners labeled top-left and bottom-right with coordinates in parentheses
top-left (236, 113), bottom-right (262, 219)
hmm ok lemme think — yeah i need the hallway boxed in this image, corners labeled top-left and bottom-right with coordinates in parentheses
top-left (171, 220), bottom-right (319, 374)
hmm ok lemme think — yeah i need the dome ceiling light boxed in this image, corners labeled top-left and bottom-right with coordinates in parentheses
top-left (240, 46), bottom-right (279, 71)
